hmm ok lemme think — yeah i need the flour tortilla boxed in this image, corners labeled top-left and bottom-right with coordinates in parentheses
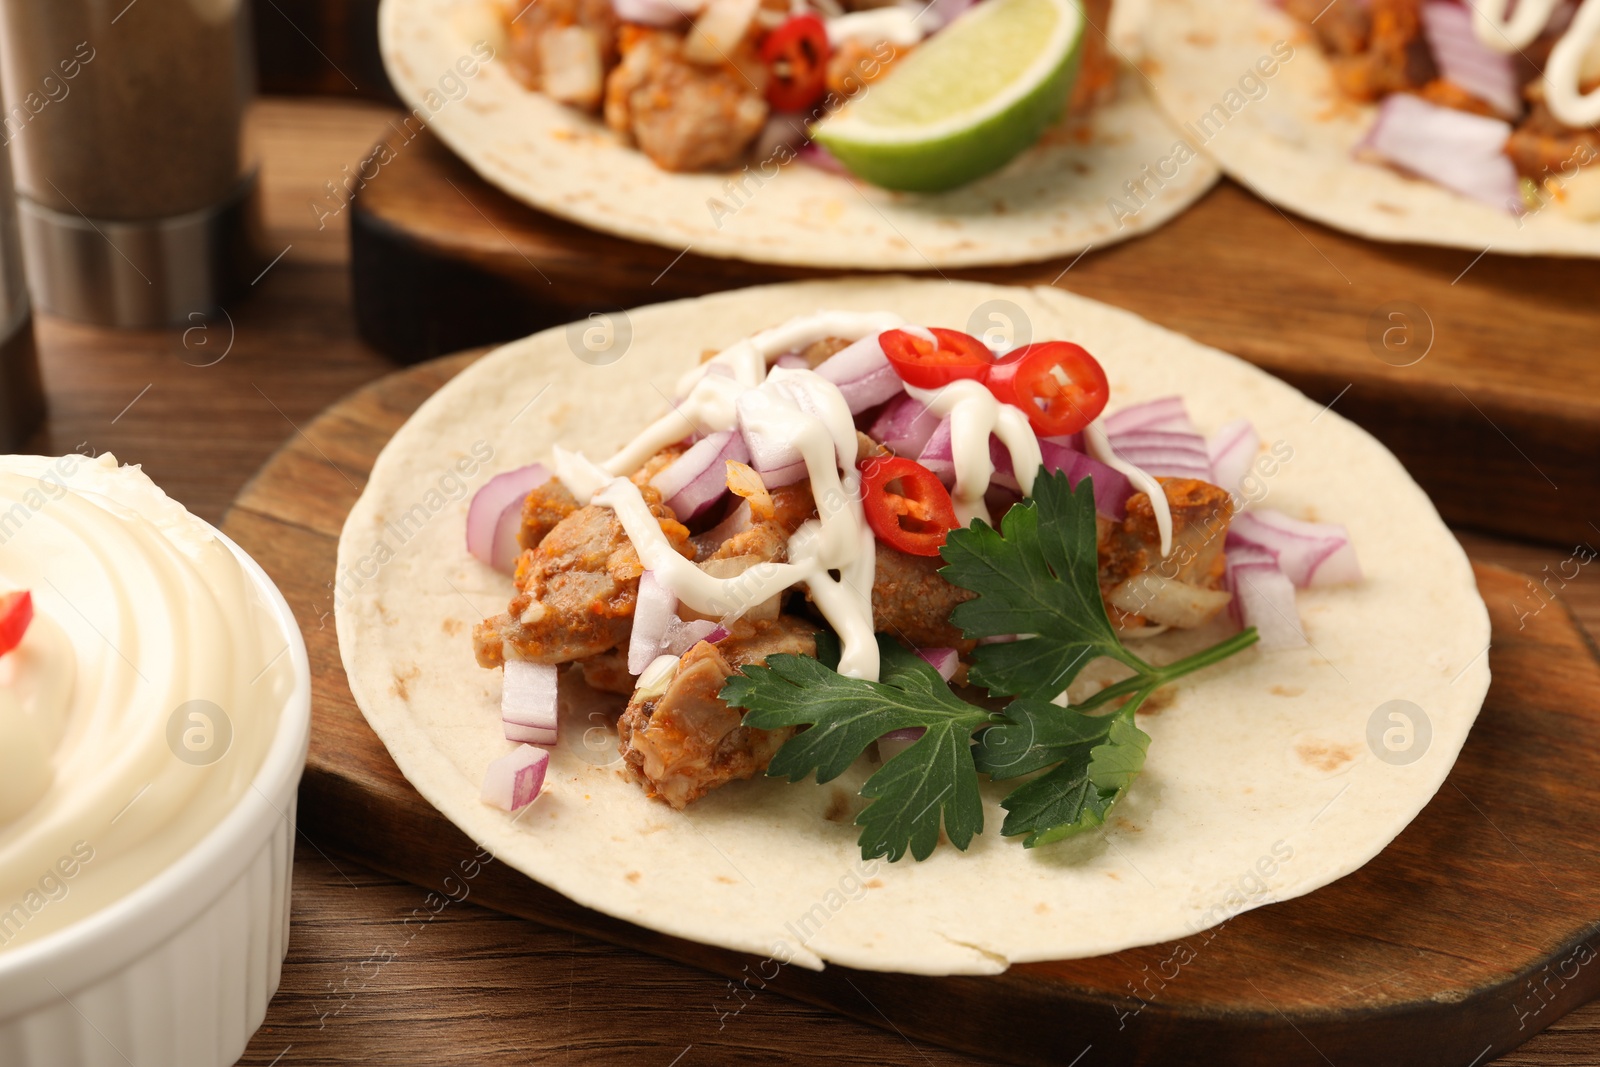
top-left (336, 278), bottom-right (1489, 975)
top-left (1141, 0), bottom-right (1600, 255)
top-left (378, 0), bottom-right (1221, 268)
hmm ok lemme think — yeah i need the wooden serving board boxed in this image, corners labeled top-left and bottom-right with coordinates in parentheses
top-left (221, 351), bottom-right (1600, 1067)
top-left (349, 129), bottom-right (1600, 550)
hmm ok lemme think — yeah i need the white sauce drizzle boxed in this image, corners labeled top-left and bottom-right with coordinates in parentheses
top-left (573, 314), bottom-right (897, 679)
top-left (604, 311), bottom-right (906, 478)
top-left (906, 381), bottom-right (1042, 529)
top-left (554, 310), bottom-right (1177, 683)
top-left (1544, 2), bottom-right (1600, 126)
top-left (1472, 0), bottom-right (1600, 128)
top-left (1085, 421), bottom-right (1174, 557)
top-left (1471, 0), bottom-right (1560, 52)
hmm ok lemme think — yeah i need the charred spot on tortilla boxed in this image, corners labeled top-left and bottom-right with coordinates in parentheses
top-left (1295, 739), bottom-right (1360, 774)
top-left (391, 665), bottom-right (421, 702)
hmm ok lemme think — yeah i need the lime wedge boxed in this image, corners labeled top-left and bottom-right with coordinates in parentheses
top-left (812, 0), bottom-right (1085, 192)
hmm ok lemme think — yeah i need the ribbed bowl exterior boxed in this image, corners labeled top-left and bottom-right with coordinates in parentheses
top-left (0, 794), bottom-right (297, 1067)
top-left (0, 529), bottom-right (311, 1067)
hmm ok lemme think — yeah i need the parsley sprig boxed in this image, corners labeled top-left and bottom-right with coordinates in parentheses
top-left (724, 635), bottom-right (993, 862)
top-left (723, 468), bottom-right (1258, 862)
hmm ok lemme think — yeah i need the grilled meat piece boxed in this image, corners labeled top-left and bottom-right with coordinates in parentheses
top-left (698, 482), bottom-right (816, 561)
top-left (577, 647), bottom-right (635, 694)
top-left (1417, 78), bottom-right (1504, 118)
top-left (1285, 0), bottom-right (1370, 56)
top-left (604, 27), bottom-right (769, 171)
top-left (519, 449), bottom-right (680, 556)
top-left (1505, 89), bottom-right (1600, 180)
top-left (1306, 0), bottom-right (1435, 101)
top-left (1101, 478), bottom-right (1234, 589)
top-left (474, 488), bottom-right (693, 668)
top-left (518, 480), bottom-right (579, 553)
top-left (1099, 478), bottom-right (1234, 628)
top-left (870, 544), bottom-right (975, 649)
top-left (504, 0), bottom-right (621, 106)
top-left (618, 615), bottom-right (817, 808)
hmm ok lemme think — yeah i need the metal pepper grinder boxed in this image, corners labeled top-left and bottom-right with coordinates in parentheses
top-left (0, 0), bottom-right (259, 328)
top-left (0, 133), bottom-right (42, 450)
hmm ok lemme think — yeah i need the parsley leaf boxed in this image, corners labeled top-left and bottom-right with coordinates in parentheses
top-left (726, 465), bottom-right (1259, 862)
top-left (994, 702), bottom-right (1152, 846)
top-left (944, 467), bottom-right (1256, 846)
top-left (940, 473), bottom-right (1125, 701)
top-left (723, 636), bottom-right (996, 861)
top-left (942, 469), bottom-right (1260, 709)
top-left (974, 692), bottom-right (1153, 846)
top-left (973, 695), bottom-right (1120, 781)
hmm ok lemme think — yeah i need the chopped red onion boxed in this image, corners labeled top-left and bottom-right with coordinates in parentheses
top-left (870, 393), bottom-right (942, 457)
top-left (651, 430), bottom-right (749, 520)
top-left (878, 727), bottom-right (925, 762)
top-left (749, 455), bottom-right (807, 488)
top-left (663, 617), bottom-right (724, 654)
top-left (922, 424), bottom-right (1131, 517)
top-left (1356, 93), bottom-right (1519, 211)
top-left (987, 436), bottom-right (1023, 493)
top-left (772, 352), bottom-right (809, 369)
top-left (1227, 559), bottom-right (1305, 651)
top-left (1421, 3), bottom-right (1520, 117)
top-left (501, 659), bottom-right (559, 746)
top-left (1206, 419), bottom-right (1259, 498)
top-left (481, 744), bottom-right (550, 811)
top-left (1223, 541), bottom-right (1275, 625)
top-left (904, 0), bottom-right (976, 31)
top-left (1107, 428), bottom-right (1214, 482)
top-left (1038, 439), bottom-right (1131, 519)
top-left (737, 394), bottom-right (810, 487)
top-left (915, 646), bottom-right (960, 681)
top-left (503, 722), bottom-right (555, 744)
top-left (466, 463), bottom-right (552, 574)
top-left (815, 335), bottom-right (906, 414)
top-left (1042, 431), bottom-right (1083, 452)
top-left (797, 141), bottom-right (849, 174)
top-left (1102, 396), bottom-right (1198, 436)
top-left (628, 571), bottom-right (678, 675)
top-left (752, 113), bottom-right (810, 164)
top-left (1228, 511), bottom-right (1361, 588)
top-left (612, 0), bottom-right (701, 23)
top-left (916, 416), bottom-right (956, 485)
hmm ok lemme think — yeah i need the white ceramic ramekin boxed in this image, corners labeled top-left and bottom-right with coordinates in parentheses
top-left (0, 530), bottom-right (311, 1067)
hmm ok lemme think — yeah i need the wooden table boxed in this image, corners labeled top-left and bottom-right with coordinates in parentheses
top-left (24, 97), bottom-right (1600, 1066)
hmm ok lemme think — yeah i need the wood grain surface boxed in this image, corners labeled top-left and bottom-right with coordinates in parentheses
top-left (22, 96), bottom-right (1600, 1067)
top-left (220, 347), bottom-right (1600, 1067)
top-left (348, 128), bottom-right (1600, 551)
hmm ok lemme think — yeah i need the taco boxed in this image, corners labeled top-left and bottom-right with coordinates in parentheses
top-left (1142, 0), bottom-right (1600, 254)
top-left (376, 0), bottom-right (1220, 266)
top-left (336, 278), bottom-right (1488, 974)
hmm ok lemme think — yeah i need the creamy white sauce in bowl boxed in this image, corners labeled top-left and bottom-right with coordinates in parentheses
top-left (0, 453), bottom-right (310, 1060)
